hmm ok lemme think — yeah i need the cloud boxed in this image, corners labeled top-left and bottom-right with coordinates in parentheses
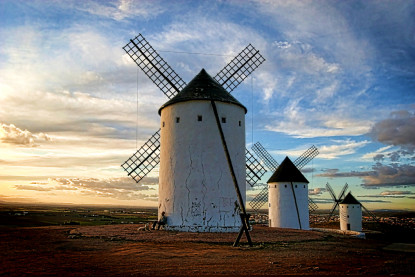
top-left (264, 100), bottom-right (373, 138)
top-left (369, 110), bottom-right (415, 150)
top-left (318, 163), bottom-right (415, 189)
top-left (317, 168), bottom-right (371, 179)
top-left (308, 187), bottom-right (326, 196)
top-left (310, 198), bottom-right (334, 204)
top-left (0, 123), bottom-right (51, 147)
top-left (361, 163), bottom-right (415, 188)
top-left (0, 22), bottom-right (164, 143)
top-left (359, 199), bottom-right (392, 204)
top-left (318, 139), bottom-right (369, 159)
top-left (14, 184), bottom-right (54, 192)
top-left (14, 176), bottom-right (158, 201)
top-left (76, 0), bottom-right (166, 21)
top-left (360, 190), bottom-right (415, 199)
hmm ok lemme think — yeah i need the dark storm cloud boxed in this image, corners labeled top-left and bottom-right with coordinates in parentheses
top-left (317, 169), bottom-right (371, 178)
top-left (369, 110), bottom-right (415, 150)
top-left (361, 163), bottom-right (415, 188)
top-left (317, 163), bottom-right (415, 189)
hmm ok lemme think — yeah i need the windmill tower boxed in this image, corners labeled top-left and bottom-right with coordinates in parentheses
top-left (339, 192), bottom-right (362, 232)
top-left (158, 69), bottom-right (247, 232)
top-left (121, 34), bottom-right (265, 235)
top-left (267, 157), bottom-right (310, 230)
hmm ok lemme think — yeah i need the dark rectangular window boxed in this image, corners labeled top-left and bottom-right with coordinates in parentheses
top-left (162, 122), bottom-right (165, 127)
top-left (198, 115), bottom-right (202, 121)
top-left (239, 121), bottom-right (241, 126)
top-left (221, 117), bottom-right (226, 123)
top-left (176, 117), bottom-right (180, 123)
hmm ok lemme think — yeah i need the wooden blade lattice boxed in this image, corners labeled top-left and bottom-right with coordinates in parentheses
top-left (362, 204), bottom-right (380, 223)
top-left (214, 44), bottom-right (265, 93)
top-left (308, 198), bottom-right (318, 213)
top-left (249, 187), bottom-right (268, 212)
top-left (123, 34), bottom-right (187, 99)
top-left (293, 145), bottom-right (319, 169)
top-left (326, 183), bottom-right (349, 222)
top-left (121, 130), bottom-right (161, 183)
top-left (251, 142), bottom-right (279, 172)
top-left (245, 148), bottom-right (267, 187)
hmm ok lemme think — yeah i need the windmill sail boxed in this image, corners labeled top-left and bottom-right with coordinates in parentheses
top-left (308, 198), bottom-right (318, 213)
top-left (293, 145), bottom-right (319, 169)
top-left (245, 148), bottom-right (267, 187)
top-left (361, 203), bottom-right (379, 222)
top-left (121, 129), bottom-right (161, 183)
top-left (326, 183), bottom-right (349, 221)
top-left (214, 44), bottom-right (265, 93)
top-left (251, 142), bottom-right (279, 172)
top-left (123, 34), bottom-right (187, 99)
top-left (250, 187), bottom-right (268, 212)
top-left (122, 34), bottom-right (266, 186)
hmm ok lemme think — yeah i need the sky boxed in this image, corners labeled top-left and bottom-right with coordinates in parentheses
top-left (0, 0), bottom-right (414, 211)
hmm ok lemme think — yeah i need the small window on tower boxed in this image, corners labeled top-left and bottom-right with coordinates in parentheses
top-left (284, 184), bottom-right (287, 188)
top-left (239, 121), bottom-right (241, 126)
top-left (221, 117), bottom-right (226, 123)
top-left (162, 122), bottom-right (165, 127)
top-left (176, 117), bottom-right (180, 123)
top-left (198, 115), bottom-right (202, 121)
top-left (295, 185), bottom-right (298, 188)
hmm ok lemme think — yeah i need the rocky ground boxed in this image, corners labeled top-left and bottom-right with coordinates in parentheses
top-left (1, 224), bottom-right (415, 276)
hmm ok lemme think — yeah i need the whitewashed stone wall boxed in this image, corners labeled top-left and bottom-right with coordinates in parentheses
top-left (159, 100), bottom-right (246, 232)
top-left (268, 182), bottom-right (309, 230)
top-left (339, 203), bottom-right (362, 232)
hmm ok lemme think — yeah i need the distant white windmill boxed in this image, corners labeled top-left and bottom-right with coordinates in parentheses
top-left (249, 142), bottom-right (319, 214)
top-left (267, 156), bottom-right (310, 230)
top-left (339, 192), bottom-right (379, 232)
top-left (339, 192), bottom-right (362, 232)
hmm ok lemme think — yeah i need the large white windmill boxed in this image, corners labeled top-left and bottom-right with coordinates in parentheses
top-left (121, 34), bottom-right (265, 243)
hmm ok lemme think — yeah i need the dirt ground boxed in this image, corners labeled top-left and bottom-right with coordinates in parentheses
top-left (1, 224), bottom-right (414, 276)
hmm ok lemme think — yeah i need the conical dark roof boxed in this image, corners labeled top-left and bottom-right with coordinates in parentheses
top-left (340, 192), bottom-right (360, 205)
top-left (267, 156), bottom-right (309, 183)
top-left (158, 69), bottom-right (247, 114)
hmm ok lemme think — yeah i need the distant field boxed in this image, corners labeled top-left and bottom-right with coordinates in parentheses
top-left (0, 204), bottom-right (158, 228)
top-left (1, 204), bottom-right (414, 243)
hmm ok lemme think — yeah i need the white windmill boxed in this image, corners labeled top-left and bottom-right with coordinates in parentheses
top-left (339, 192), bottom-right (362, 232)
top-left (158, 69), bottom-right (247, 232)
top-left (121, 34), bottom-right (265, 244)
top-left (339, 191), bottom-right (379, 232)
top-left (249, 143), bottom-right (319, 215)
top-left (267, 157), bottom-right (310, 230)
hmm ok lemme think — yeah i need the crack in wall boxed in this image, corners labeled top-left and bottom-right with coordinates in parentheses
top-left (180, 206), bottom-right (184, 225)
top-left (170, 155), bottom-right (175, 215)
top-left (200, 150), bottom-right (207, 225)
top-left (184, 146), bottom-right (193, 221)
